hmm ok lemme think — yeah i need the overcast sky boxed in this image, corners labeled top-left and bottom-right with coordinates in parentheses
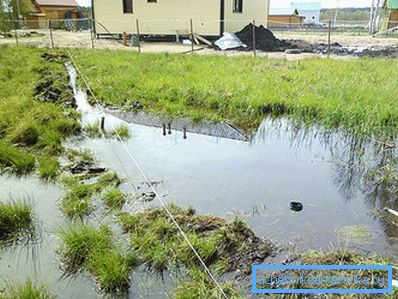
top-left (75, 0), bottom-right (373, 9)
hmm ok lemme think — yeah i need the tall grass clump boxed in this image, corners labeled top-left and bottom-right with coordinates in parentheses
top-left (0, 201), bottom-right (35, 246)
top-left (38, 154), bottom-right (60, 181)
top-left (61, 182), bottom-right (94, 221)
top-left (1, 279), bottom-right (55, 299)
top-left (0, 142), bottom-right (35, 175)
top-left (102, 188), bottom-right (126, 211)
top-left (173, 268), bottom-right (243, 299)
top-left (71, 49), bottom-right (398, 140)
top-left (58, 224), bottom-right (135, 293)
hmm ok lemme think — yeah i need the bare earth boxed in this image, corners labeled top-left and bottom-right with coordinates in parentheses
top-left (1, 29), bottom-right (397, 60)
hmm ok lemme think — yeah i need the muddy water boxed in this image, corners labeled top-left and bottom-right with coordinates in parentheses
top-left (68, 63), bottom-right (398, 255)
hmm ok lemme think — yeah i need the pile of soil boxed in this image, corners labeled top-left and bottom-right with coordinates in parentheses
top-left (235, 23), bottom-right (289, 51)
top-left (234, 24), bottom-right (315, 53)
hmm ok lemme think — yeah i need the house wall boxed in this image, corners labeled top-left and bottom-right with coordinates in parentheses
top-left (93, 0), bottom-right (269, 36)
top-left (298, 9), bottom-right (320, 24)
top-left (224, 0), bottom-right (269, 32)
top-left (94, 0), bottom-right (220, 36)
top-left (40, 5), bottom-right (79, 19)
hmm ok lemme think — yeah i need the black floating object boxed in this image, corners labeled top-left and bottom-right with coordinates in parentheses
top-left (290, 201), bottom-right (303, 212)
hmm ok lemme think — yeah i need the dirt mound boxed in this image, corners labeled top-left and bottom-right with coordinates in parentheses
top-left (235, 23), bottom-right (288, 51)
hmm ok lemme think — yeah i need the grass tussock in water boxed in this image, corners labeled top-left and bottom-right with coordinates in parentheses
top-left (173, 268), bottom-right (243, 299)
top-left (118, 204), bottom-right (272, 274)
top-left (71, 49), bottom-right (398, 139)
top-left (61, 171), bottom-right (124, 220)
top-left (102, 187), bottom-right (126, 211)
top-left (0, 279), bottom-right (55, 299)
top-left (0, 201), bottom-right (35, 246)
top-left (0, 45), bottom-right (80, 176)
top-left (58, 224), bottom-right (135, 293)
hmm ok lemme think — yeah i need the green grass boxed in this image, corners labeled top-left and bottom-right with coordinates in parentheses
top-left (58, 224), bottom-right (113, 273)
top-left (0, 201), bottom-right (35, 246)
top-left (102, 188), bottom-right (126, 211)
top-left (173, 268), bottom-right (243, 299)
top-left (58, 224), bottom-right (135, 293)
top-left (70, 49), bottom-right (398, 139)
top-left (60, 182), bottom-right (94, 221)
top-left (0, 45), bottom-right (80, 175)
top-left (38, 154), bottom-right (60, 181)
top-left (117, 204), bottom-right (272, 273)
top-left (0, 279), bottom-right (55, 299)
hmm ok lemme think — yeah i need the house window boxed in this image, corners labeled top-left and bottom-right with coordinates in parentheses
top-left (123, 0), bottom-right (133, 13)
top-left (148, 0), bottom-right (157, 2)
top-left (233, 0), bottom-right (243, 13)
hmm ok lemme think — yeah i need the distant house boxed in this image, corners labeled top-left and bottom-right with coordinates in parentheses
top-left (384, 0), bottom-right (398, 29)
top-left (268, 8), bottom-right (305, 28)
top-left (91, 0), bottom-right (270, 38)
top-left (27, 0), bottom-right (79, 29)
top-left (290, 2), bottom-right (321, 24)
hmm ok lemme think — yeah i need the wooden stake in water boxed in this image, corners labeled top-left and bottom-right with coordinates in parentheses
top-left (136, 19), bottom-right (141, 53)
top-left (252, 19), bottom-right (256, 57)
top-left (163, 124), bottom-right (167, 136)
top-left (167, 123), bottom-right (172, 135)
top-left (327, 20), bottom-right (332, 58)
top-left (49, 20), bottom-right (55, 49)
top-left (101, 116), bottom-right (105, 130)
top-left (190, 19), bottom-right (194, 54)
top-left (183, 127), bottom-right (187, 140)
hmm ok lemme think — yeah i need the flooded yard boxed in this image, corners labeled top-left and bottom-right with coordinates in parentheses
top-left (1, 55), bottom-right (397, 298)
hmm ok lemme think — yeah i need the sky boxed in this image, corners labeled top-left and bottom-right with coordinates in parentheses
top-left (75, 0), bottom-right (374, 9)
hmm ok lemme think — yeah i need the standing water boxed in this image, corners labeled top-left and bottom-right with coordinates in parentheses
top-left (1, 63), bottom-right (397, 299)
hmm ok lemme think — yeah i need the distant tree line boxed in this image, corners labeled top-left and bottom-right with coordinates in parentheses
top-left (0, 0), bottom-right (31, 32)
top-left (320, 7), bottom-right (371, 22)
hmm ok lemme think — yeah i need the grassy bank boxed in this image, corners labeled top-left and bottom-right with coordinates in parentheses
top-left (0, 45), bottom-right (80, 177)
top-left (70, 49), bottom-right (398, 139)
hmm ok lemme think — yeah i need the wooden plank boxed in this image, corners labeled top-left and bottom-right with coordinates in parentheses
top-left (194, 34), bottom-right (212, 46)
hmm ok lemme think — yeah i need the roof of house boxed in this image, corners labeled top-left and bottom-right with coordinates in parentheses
top-left (35, 0), bottom-right (78, 7)
top-left (269, 8), bottom-right (301, 16)
top-left (290, 2), bottom-right (322, 10)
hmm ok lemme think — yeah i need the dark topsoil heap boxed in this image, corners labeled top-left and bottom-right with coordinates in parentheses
top-left (235, 23), bottom-right (289, 51)
top-left (235, 23), bottom-right (314, 52)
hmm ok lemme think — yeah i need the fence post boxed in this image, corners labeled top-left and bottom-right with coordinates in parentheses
top-left (14, 20), bottom-right (19, 46)
top-left (136, 19), bottom-right (141, 53)
top-left (190, 19), bottom-right (194, 54)
top-left (49, 20), bottom-right (55, 48)
top-left (90, 19), bottom-right (95, 49)
top-left (252, 19), bottom-right (256, 57)
top-left (327, 20), bottom-right (332, 58)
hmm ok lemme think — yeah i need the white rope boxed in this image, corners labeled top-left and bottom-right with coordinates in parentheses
top-left (66, 50), bottom-right (229, 299)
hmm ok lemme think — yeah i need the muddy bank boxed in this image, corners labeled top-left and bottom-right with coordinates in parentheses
top-left (226, 24), bottom-right (398, 58)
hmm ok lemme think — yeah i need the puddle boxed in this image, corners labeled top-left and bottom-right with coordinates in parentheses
top-left (68, 62), bottom-right (398, 256)
top-left (1, 62), bottom-right (397, 298)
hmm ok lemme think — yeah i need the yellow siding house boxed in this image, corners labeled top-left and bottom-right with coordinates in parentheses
top-left (92, 0), bottom-right (270, 37)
